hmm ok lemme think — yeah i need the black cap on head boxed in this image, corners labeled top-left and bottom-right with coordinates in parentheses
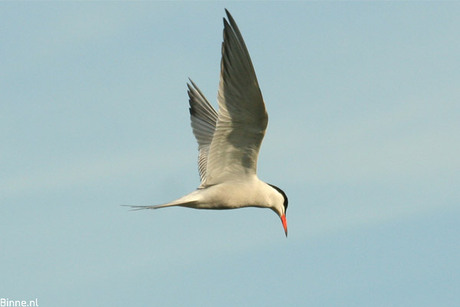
top-left (268, 184), bottom-right (288, 212)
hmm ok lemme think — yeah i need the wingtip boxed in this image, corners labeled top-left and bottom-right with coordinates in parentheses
top-left (224, 9), bottom-right (236, 27)
top-left (223, 9), bottom-right (236, 28)
top-left (188, 78), bottom-right (198, 89)
top-left (223, 15), bottom-right (229, 27)
top-left (186, 79), bottom-right (198, 99)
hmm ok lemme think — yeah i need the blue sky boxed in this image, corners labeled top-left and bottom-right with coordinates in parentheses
top-left (1, 2), bottom-right (459, 306)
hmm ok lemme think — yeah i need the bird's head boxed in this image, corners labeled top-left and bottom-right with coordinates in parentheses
top-left (267, 184), bottom-right (288, 237)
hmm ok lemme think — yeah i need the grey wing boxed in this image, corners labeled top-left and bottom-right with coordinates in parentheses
top-left (187, 79), bottom-right (218, 183)
top-left (203, 10), bottom-right (268, 186)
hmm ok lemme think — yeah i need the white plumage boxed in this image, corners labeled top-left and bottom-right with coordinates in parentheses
top-left (129, 9), bottom-right (288, 236)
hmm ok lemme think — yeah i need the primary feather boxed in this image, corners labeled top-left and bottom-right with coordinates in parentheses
top-left (188, 80), bottom-right (218, 184)
top-left (203, 9), bottom-right (268, 186)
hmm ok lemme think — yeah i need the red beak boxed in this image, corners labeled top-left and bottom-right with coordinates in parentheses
top-left (281, 214), bottom-right (288, 237)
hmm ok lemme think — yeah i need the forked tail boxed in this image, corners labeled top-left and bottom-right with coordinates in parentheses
top-left (123, 191), bottom-right (201, 211)
top-left (123, 200), bottom-right (198, 211)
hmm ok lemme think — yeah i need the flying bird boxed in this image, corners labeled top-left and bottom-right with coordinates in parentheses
top-left (129, 9), bottom-right (288, 236)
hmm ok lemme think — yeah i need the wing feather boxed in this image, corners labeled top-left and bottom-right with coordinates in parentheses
top-left (203, 10), bottom-right (268, 186)
top-left (188, 79), bottom-right (218, 183)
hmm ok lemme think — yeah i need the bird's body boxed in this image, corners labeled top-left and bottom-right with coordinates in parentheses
top-left (137, 177), bottom-right (283, 211)
top-left (129, 10), bottom-right (288, 236)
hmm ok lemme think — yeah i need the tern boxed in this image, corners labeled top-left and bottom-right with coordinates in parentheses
top-left (129, 10), bottom-right (288, 236)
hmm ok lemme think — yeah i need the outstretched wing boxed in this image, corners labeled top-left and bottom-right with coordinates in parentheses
top-left (188, 79), bottom-right (218, 183)
top-left (202, 10), bottom-right (268, 186)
